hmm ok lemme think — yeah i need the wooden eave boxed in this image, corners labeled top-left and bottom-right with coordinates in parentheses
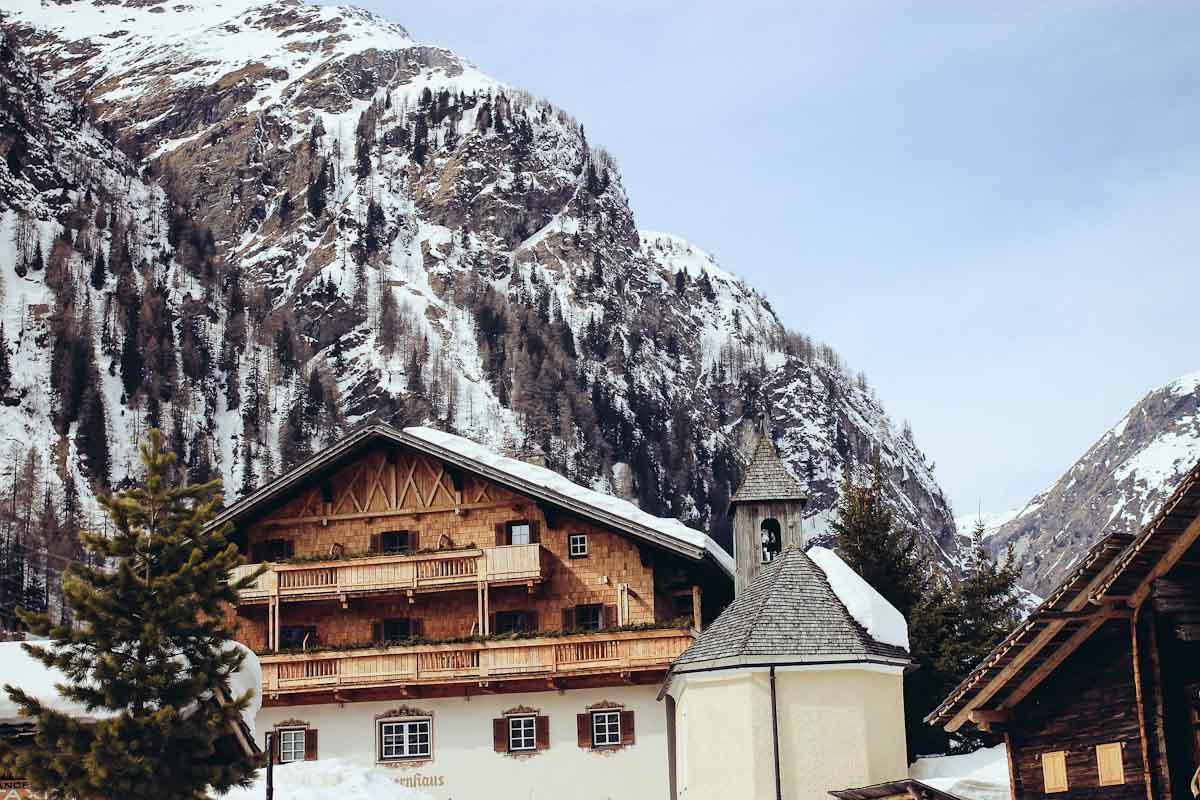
top-left (927, 458), bottom-right (1200, 733)
top-left (829, 778), bottom-right (967, 800)
top-left (207, 424), bottom-right (732, 579)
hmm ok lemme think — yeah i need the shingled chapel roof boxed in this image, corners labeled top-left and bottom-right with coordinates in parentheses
top-left (672, 546), bottom-right (910, 672)
top-left (730, 432), bottom-right (807, 504)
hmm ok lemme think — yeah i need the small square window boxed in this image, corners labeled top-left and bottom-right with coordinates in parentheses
top-left (569, 534), bottom-right (588, 559)
top-left (380, 531), bottom-right (412, 555)
top-left (279, 728), bottom-right (305, 763)
top-left (508, 716), bottom-right (536, 751)
top-left (379, 718), bottom-right (431, 761)
top-left (509, 522), bottom-right (532, 546)
top-left (592, 711), bottom-right (620, 747)
top-left (495, 611), bottom-right (532, 634)
top-left (576, 604), bottom-right (603, 632)
top-left (382, 618), bottom-right (412, 642)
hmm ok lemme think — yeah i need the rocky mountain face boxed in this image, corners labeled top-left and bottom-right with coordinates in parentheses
top-left (0, 0), bottom-right (961, 612)
top-left (988, 372), bottom-right (1200, 597)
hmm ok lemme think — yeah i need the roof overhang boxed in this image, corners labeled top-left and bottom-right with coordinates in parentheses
top-left (829, 778), bottom-right (968, 800)
top-left (209, 424), bottom-right (734, 579)
top-left (927, 458), bottom-right (1200, 732)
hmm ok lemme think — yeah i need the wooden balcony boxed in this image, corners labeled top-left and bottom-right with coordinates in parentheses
top-left (230, 544), bottom-right (545, 605)
top-left (259, 628), bottom-right (694, 696)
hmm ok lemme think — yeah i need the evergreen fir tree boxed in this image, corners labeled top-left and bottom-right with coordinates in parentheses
top-left (90, 249), bottom-right (107, 290)
top-left (0, 431), bottom-right (261, 799)
top-left (0, 321), bottom-right (11, 396)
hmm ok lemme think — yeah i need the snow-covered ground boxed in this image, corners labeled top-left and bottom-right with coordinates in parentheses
top-left (218, 759), bottom-right (431, 800)
top-left (910, 744), bottom-right (1011, 800)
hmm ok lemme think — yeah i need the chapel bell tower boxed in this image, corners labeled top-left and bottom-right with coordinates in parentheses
top-left (729, 422), bottom-right (808, 596)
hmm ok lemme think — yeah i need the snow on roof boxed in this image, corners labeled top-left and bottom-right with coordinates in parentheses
top-left (910, 744), bottom-right (1011, 800)
top-left (218, 758), bottom-right (431, 800)
top-left (404, 426), bottom-right (735, 577)
top-left (807, 546), bottom-right (909, 650)
top-left (0, 641), bottom-right (262, 736)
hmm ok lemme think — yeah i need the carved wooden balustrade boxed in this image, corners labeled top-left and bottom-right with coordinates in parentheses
top-left (229, 544), bottom-right (545, 604)
top-left (258, 628), bottom-right (694, 695)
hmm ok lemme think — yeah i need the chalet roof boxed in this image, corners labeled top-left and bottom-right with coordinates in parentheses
top-left (671, 546), bottom-right (909, 672)
top-left (731, 432), bottom-right (807, 505)
top-left (209, 424), bottom-right (735, 579)
top-left (926, 458), bottom-right (1200, 732)
top-left (829, 778), bottom-right (968, 800)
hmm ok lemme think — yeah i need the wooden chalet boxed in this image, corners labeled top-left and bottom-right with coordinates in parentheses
top-left (213, 424), bottom-right (734, 708)
top-left (926, 460), bottom-right (1200, 800)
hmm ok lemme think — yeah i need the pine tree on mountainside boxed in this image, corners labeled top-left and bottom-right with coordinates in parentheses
top-left (90, 249), bottom-right (106, 290)
top-left (0, 321), bottom-right (11, 396)
top-left (0, 430), bottom-right (261, 799)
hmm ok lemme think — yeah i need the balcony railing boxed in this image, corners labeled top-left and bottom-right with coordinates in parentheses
top-left (259, 628), bottom-right (694, 695)
top-left (229, 544), bottom-right (545, 603)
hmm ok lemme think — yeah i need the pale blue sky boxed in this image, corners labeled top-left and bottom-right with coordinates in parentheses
top-left (335, 1), bottom-right (1200, 516)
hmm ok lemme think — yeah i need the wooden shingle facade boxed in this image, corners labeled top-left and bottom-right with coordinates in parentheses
top-left (927, 461), bottom-right (1200, 800)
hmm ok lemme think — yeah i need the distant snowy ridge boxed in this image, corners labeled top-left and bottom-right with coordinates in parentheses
top-left (989, 369), bottom-right (1200, 595)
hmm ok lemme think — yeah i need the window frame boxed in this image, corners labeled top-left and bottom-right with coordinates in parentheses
top-left (278, 728), bottom-right (306, 764)
top-left (279, 625), bottom-right (317, 650)
top-left (591, 710), bottom-right (621, 748)
top-left (378, 717), bottom-right (432, 762)
top-left (576, 603), bottom-right (603, 632)
top-left (508, 521), bottom-right (532, 546)
top-left (568, 533), bottom-right (589, 559)
top-left (508, 715), bottom-right (537, 752)
top-left (495, 610), bottom-right (531, 635)
top-left (380, 530), bottom-right (412, 555)
top-left (760, 518), bottom-right (782, 563)
top-left (382, 618), bottom-right (412, 643)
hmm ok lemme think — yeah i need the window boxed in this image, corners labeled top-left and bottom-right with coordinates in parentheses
top-left (509, 521), bottom-right (532, 545)
top-left (279, 728), bottom-right (306, 763)
top-left (508, 716), bottom-right (536, 751)
top-left (280, 626), bottom-right (316, 650)
top-left (1042, 751), bottom-right (1068, 793)
top-left (383, 618), bottom-right (412, 642)
top-left (760, 518), bottom-right (782, 563)
top-left (495, 610), bottom-right (535, 634)
top-left (380, 531), bottom-right (412, 555)
top-left (569, 534), bottom-right (588, 558)
top-left (1096, 743), bottom-right (1125, 786)
top-left (592, 711), bottom-right (621, 747)
top-left (379, 719), bottom-right (431, 761)
top-left (576, 604), bottom-right (603, 632)
top-left (253, 538), bottom-right (294, 563)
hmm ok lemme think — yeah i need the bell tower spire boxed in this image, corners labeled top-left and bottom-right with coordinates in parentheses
top-left (729, 418), bottom-right (808, 595)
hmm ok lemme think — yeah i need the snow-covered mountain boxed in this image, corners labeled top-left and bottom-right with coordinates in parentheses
top-left (0, 0), bottom-right (960, 583)
top-left (988, 371), bottom-right (1200, 596)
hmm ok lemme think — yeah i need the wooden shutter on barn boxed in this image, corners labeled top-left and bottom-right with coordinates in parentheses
top-left (562, 607), bottom-right (577, 631)
top-left (620, 711), bottom-right (635, 746)
top-left (576, 714), bottom-right (591, 748)
top-left (492, 719), bottom-right (508, 753)
top-left (304, 729), bottom-right (319, 760)
top-left (1096, 743), bottom-right (1125, 786)
top-left (1042, 751), bottom-right (1068, 793)
top-left (603, 604), bottom-right (618, 629)
top-left (528, 521), bottom-right (540, 544)
top-left (369, 533), bottom-right (382, 555)
top-left (535, 716), bottom-right (550, 750)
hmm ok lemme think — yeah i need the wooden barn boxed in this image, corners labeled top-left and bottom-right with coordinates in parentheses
top-left (927, 461), bottom-right (1200, 800)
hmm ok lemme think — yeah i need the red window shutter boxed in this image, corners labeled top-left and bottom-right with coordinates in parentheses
top-left (527, 610), bottom-right (539, 633)
top-left (495, 522), bottom-right (508, 546)
top-left (603, 604), bottom-right (618, 629)
top-left (304, 729), bottom-right (319, 760)
top-left (536, 715), bottom-right (550, 750)
top-left (528, 521), bottom-right (540, 544)
top-left (562, 607), bottom-right (576, 631)
top-left (372, 621), bottom-right (383, 643)
top-left (369, 533), bottom-right (382, 554)
top-left (493, 718), bottom-right (507, 753)
top-left (576, 714), bottom-right (591, 748)
top-left (620, 710), bottom-right (635, 746)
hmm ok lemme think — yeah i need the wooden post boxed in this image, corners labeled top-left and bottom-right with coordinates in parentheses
top-left (1131, 608), bottom-right (1156, 800)
top-left (691, 585), bottom-right (703, 632)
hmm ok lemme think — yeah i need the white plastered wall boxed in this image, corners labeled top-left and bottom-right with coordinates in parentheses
top-left (255, 685), bottom-right (668, 800)
top-left (672, 664), bottom-right (907, 800)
